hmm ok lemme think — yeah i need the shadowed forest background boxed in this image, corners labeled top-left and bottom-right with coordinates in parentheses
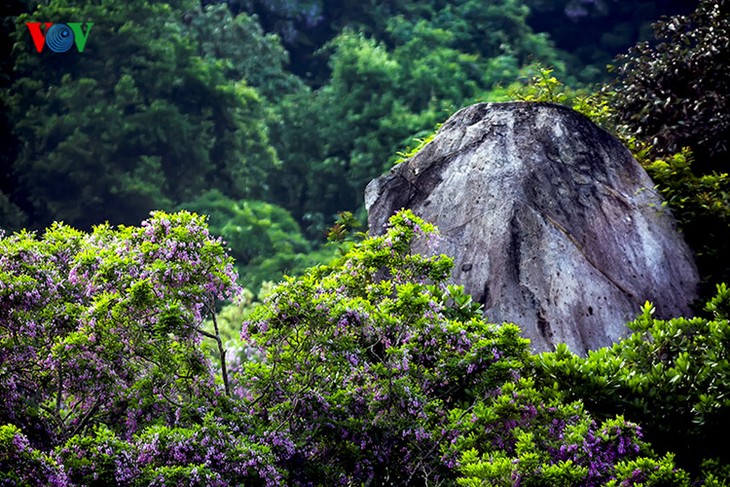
top-left (3, 0), bottom-right (721, 292)
top-left (1, 0), bottom-right (730, 485)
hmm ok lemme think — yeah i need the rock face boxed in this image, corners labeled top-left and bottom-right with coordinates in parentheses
top-left (365, 102), bottom-right (699, 355)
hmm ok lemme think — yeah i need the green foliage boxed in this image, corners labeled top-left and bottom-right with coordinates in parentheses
top-left (232, 210), bottom-right (686, 485)
top-left (180, 190), bottom-right (336, 290)
top-left (53, 420), bottom-right (283, 485)
top-left (427, 0), bottom-right (561, 69)
top-left (509, 66), bottom-right (571, 104)
top-left (3, 0), bottom-right (276, 230)
top-left (325, 210), bottom-right (364, 246)
top-left (706, 283), bottom-right (730, 321)
top-left (452, 378), bottom-right (693, 486)
top-left (643, 149), bottom-right (730, 295)
top-left (0, 211), bottom-right (240, 443)
top-left (507, 65), bottom-right (615, 130)
top-left (603, 454), bottom-right (692, 487)
top-left (571, 89), bottom-right (616, 132)
top-left (267, 3), bottom-right (570, 228)
top-left (129, 422), bottom-right (281, 485)
top-left (240, 210), bottom-right (531, 483)
top-left (184, 3), bottom-right (302, 99)
top-left (180, 190), bottom-right (308, 269)
top-left (0, 424), bottom-right (68, 486)
top-left (240, 0), bottom-right (572, 82)
top-left (610, 0), bottom-right (730, 173)
top-left (384, 17), bottom-right (483, 104)
top-left (394, 123), bottom-right (441, 165)
top-left (57, 425), bottom-right (136, 486)
top-left (534, 288), bottom-right (730, 474)
top-left (266, 32), bottom-right (405, 228)
top-left (702, 458), bottom-right (730, 487)
top-left (1, 209), bottom-right (722, 484)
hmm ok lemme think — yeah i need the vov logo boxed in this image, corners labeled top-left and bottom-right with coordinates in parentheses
top-left (26, 22), bottom-right (94, 53)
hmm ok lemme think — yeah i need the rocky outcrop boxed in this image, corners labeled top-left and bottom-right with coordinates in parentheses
top-left (366, 102), bottom-right (699, 355)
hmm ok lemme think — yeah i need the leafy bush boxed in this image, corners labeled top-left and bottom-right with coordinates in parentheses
top-left (534, 285), bottom-right (730, 476)
top-left (237, 210), bottom-right (688, 485)
top-left (643, 149), bottom-right (730, 299)
top-left (0, 424), bottom-right (68, 486)
top-left (454, 380), bottom-right (690, 486)
top-left (610, 0), bottom-right (730, 173)
top-left (53, 421), bottom-right (283, 486)
top-left (0, 211), bottom-right (239, 445)
top-left (1, 209), bottom-right (719, 485)
top-left (56, 426), bottom-right (138, 486)
top-left (239, 210), bottom-right (529, 483)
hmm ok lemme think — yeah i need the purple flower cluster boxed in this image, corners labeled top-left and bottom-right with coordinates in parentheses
top-left (1, 422), bottom-right (282, 486)
top-left (450, 377), bottom-right (659, 486)
top-left (1, 209), bottom-right (698, 485)
top-left (234, 211), bottom-right (531, 484)
top-left (552, 419), bottom-right (644, 485)
top-left (0, 424), bottom-right (69, 486)
top-left (0, 212), bottom-right (240, 445)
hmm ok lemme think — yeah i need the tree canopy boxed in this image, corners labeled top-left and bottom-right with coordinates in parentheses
top-left (2, 1), bottom-right (280, 230)
top-left (1, 0), bottom-right (698, 237)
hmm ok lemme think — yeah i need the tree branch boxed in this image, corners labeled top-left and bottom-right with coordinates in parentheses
top-left (199, 302), bottom-right (231, 397)
top-left (68, 399), bottom-right (101, 438)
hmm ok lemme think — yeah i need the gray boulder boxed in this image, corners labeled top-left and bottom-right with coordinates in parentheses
top-left (365, 102), bottom-right (699, 355)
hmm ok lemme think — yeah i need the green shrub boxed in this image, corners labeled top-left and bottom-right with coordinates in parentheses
top-left (534, 285), bottom-right (730, 475)
top-left (237, 210), bottom-right (691, 485)
top-left (643, 150), bottom-right (730, 299)
top-left (610, 0), bottom-right (730, 174)
top-left (0, 424), bottom-right (68, 486)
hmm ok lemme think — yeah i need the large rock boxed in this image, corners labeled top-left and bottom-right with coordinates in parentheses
top-left (365, 102), bottom-right (699, 355)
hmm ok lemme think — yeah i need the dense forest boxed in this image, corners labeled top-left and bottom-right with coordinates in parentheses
top-left (1, 0), bottom-right (729, 485)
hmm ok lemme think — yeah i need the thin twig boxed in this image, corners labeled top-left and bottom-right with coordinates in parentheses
top-left (69, 399), bottom-right (100, 438)
top-left (207, 304), bottom-right (230, 397)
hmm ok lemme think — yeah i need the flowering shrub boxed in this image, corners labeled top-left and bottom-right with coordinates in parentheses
top-left (238, 210), bottom-right (685, 485)
top-left (453, 379), bottom-right (690, 486)
top-left (237, 210), bottom-right (530, 484)
top-left (54, 422), bottom-right (282, 486)
top-left (55, 425), bottom-right (138, 485)
top-left (0, 211), bottom-right (239, 445)
top-left (0, 424), bottom-right (68, 486)
top-left (0, 209), bottom-right (717, 484)
top-left (534, 286), bottom-right (730, 479)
